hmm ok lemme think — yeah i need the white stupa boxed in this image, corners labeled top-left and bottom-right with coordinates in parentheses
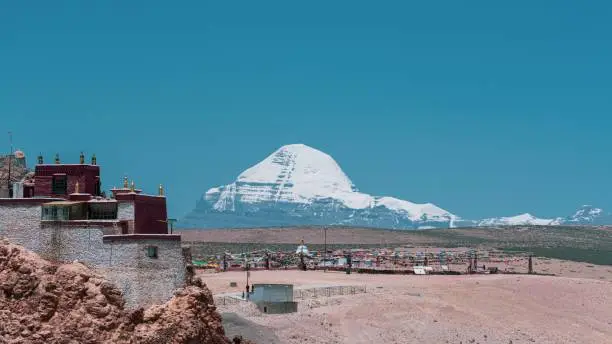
top-left (296, 240), bottom-right (310, 256)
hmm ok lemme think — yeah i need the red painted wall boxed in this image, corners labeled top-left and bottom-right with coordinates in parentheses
top-left (34, 165), bottom-right (101, 198)
top-left (115, 193), bottom-right (168, 234)
top-left (135, 196), bottom-right (168, 234)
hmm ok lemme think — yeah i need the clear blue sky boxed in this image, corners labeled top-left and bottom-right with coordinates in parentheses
top-left (2, 1), bottom-right (611, 220)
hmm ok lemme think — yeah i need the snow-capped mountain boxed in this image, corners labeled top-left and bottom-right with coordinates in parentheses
top-left (477, 213), bottom-right (560, 226)
top-left (181, 144), bottom-right (466, 229)
top-left (476, 205), bottom-right (612, 227)
top-left (180, 143), bottom-right (612, 229)
top-left (562, 205), bottom-right (612, 225)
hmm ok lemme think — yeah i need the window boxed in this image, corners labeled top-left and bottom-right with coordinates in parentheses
top-left (42, 206), bottom-right (52, 220)
top-left (88, 202), bottom-right (118, 220)
top-left (41, 205), bottom-right (69, 220)
top-left (52, 175), bottom-right (67, 195)
top-left (146, 246), bottom-right (158, 259)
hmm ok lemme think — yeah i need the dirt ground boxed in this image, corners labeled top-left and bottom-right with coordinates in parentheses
top-left (200, 264), bottom-right (612, 344)
top-left (221, 312), bottom-right (282, 344)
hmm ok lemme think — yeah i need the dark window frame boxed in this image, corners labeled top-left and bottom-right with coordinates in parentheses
top-left (146, 246), bottom-right (158, 259)
top-left (88, 202), bottom-right (118, 220)
top-left (52, 175), bottom-right (67, 195)
top-left (41, 205), bottom-right (68, 220)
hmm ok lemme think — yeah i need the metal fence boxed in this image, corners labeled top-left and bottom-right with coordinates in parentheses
top-left (214, 285), bottom-right (367, 306)
top-left (213, 295), bottom-right (245, 306)
top-left (293, 285), bottom-right (367, 300)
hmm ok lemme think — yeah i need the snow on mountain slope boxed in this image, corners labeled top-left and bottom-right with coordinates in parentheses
top-left (375, 197), bottom-right (456, 222)
top-left (478, 213), bottom-right (557, 226)
top-left (566, 205), bottom-right (603, 223)
top-left (229, 144), bottom-right (372, 208)
top-left (183, 144), bottom-right (460, 229)
top-left (477, 205), bottom-right (612, 227)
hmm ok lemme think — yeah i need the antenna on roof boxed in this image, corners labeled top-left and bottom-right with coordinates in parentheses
top-left (7, 131), bottom-right (13, 197)
top-left (8, 131), bottom-right (13, 155)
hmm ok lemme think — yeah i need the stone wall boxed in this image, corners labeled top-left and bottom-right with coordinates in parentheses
top-left (38, 223), bottom-right (186, 308)
top-left (117, 202), bottom-right (135, 233)
top-left (38, 222), bottom-right (118, 266)
top-left (0, 203), bottom-right (187, 309)
top-left (101, 237), bottom-right (187, 308)
top-left (117, 202), bottom-right (134, 221)
top-left (0, 203), bottom-right (45, 253)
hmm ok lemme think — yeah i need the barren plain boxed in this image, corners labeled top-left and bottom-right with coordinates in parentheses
top-left (187, 226), bottom-right (612, 343)
top-left (202, 269), bottom-right (612, 344)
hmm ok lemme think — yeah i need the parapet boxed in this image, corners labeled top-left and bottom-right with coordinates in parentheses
top-left (102, 234), bottom-right (181, 242)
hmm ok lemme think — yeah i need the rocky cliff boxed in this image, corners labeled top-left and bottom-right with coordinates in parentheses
top-left (0, 239), bottom-right (250, 344)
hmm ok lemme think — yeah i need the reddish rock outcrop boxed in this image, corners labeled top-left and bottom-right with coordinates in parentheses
top-left (0, 239), bottom-right (249, 344)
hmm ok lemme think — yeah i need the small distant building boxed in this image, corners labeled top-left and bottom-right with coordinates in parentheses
top-left (250, 284), bottom-right (297, 314)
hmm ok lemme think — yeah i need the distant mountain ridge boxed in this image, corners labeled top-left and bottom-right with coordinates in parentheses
top-left (180, 144), bottom-right (611, 229)
top-left (477, 213), bottom-right (559, 227)
top-left (478, 205), bottom-right (612, 227)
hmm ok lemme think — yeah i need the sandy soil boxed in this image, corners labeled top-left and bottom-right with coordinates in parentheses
top-left (448, 256), bottom-right (612, 281)
top-left (531, 257), bottom-right (612, 280)
top-left (201, 269), bottom-right (612, 344)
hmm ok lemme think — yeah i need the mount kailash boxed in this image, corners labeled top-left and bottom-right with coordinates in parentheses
top-left (180, 144), bottom-right (610, 229)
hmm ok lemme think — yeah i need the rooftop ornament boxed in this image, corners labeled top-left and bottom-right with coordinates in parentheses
top-left (37, 154), bottom-right (43, 165)
top-left (91, 154), bottom-right (97, 165)
top-left (55, 153), bottom-right (60, 164)
top-left (159, 184), bottom-right (165, 196)
top-left (14, 150), bottom-right (25, 159)
top-left (123, 176), bottom-right (129, 189)
top-left (130, 181), bottom-right (136, 192)
top-left (79, 152), bottom-right (85, 164)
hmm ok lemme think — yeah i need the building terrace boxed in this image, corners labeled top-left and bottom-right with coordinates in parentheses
top-left (0, 151), bottom-right (188, 308)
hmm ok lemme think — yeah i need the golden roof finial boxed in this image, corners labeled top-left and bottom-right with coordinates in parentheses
top-left (75, 181), bottom-right (80, 194)
top-left (130, 181), bottom-right (135, 192)
top-left (79, 152), bottom-right (85, 164)
top-left (123, 176), bottom-right (129, 189)
top-left (158, 184), bottom-right (165, 196)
